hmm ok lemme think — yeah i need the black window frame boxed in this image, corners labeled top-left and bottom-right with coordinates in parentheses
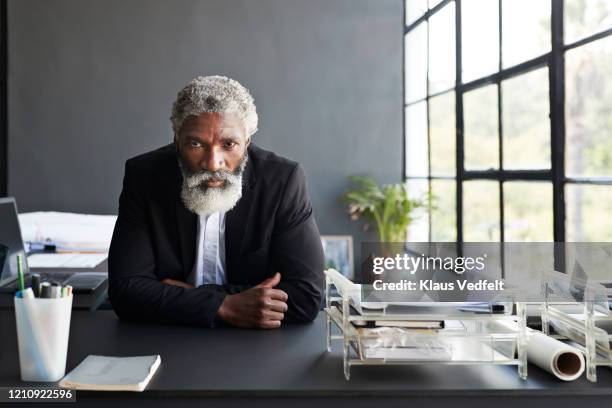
top-left (403, 0), bottom-right (612, 244)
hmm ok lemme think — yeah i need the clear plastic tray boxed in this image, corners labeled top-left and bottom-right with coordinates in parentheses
top-left (324, 269), bottom-right (528, 380)
top-left (540, 270), bottom-right (612, 382)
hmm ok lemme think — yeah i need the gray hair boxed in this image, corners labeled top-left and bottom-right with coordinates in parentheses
top-left (171, 75), bottom-right (258, 138)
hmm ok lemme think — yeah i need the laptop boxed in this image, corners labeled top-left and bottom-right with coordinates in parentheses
top-left (0, 197), bottom-right (108, 294)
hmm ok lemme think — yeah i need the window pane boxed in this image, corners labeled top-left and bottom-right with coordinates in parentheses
top-left (405, 101), bottom-right (428, 177)
top-left (462, 0), bottom-right (499, 82)
top-left (428, 3), bottom-right (456, 94)
top-left (429, 0), bottom-right (444, 9)
top-left (464, 85), bottom-right (499, 170)
top-left (566, 184), bottom-right (612, 241)
top-left (406, 0), bottom-right (428, 26)
top-left (565, 0), bottom-right (612, 44)
top-left (463, 181), bottom-right (501, 242)
top-left (503, 182), bottom-right (553, 241)
top-left (502, 68), bottom-right (550, 170)
top-left (405, 23), bottom-right (428, 104)
top-left (406, 179), bottom-right (430, 241)
top-left (566, 37), bottom-right (612, 178)
top-left (431, 180), bottom-right (456, 241)
top-left (502, 0), bottom-right (551, 68)
top-left (429, 92), bottom-right (455, 176)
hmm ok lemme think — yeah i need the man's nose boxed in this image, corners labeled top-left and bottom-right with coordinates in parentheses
top-left (202, 148), bottom-right (224, 173)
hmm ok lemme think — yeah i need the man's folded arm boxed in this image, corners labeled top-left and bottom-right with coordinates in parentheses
top-left (108, 161), bottom-right (226, 327)
top-left (270, 164), bottom-right (325, 323)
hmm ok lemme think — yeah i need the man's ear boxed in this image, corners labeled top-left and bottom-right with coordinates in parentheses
top-left (245, 135), bottom-right (251, 147)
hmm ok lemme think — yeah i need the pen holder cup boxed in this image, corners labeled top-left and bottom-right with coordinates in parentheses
top-left (14, 295), bottom-right (73, 382)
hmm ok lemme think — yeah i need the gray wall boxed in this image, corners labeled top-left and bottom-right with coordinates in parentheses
top-left (8, 0), bottom-right (403, 268)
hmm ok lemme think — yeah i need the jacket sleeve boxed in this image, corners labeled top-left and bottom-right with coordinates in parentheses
top-left (270, 164), bottom-right (325, 323)
top-left (108, 160), bottom-right (226, 327)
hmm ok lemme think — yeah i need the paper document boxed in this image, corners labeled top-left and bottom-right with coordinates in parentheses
top-left (27, 253), bottom-right (107, 268)
top-left (59, 355), bottom-right (161, 392)
top-left (19, 212), bottom-right (117, 253)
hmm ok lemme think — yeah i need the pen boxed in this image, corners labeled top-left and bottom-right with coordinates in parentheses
top-left (21, 288), bottom-right (35, 299)
top-left (40, 282), bottom-right (52, 298)
top-left (31, 273), bottom-right (41, 297)
top-left (29, 242), bottom-right (57, 252)
top-left (457, 304), bottom-right (505, 314)
top-left (51, 283), bottom-right (61, 298)
top-left (66, 285), bottom-right (73, 297)
top-left (17, 254), bottom-right (25, 292)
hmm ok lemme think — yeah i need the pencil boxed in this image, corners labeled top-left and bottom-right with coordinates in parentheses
top-left (17, 254), bottom-right (25, 292)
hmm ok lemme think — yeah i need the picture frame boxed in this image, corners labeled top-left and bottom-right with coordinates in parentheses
top-left (320, 235), bottom-right (354, 280)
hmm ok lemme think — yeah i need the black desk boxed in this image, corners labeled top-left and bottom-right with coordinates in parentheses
top-left (1, 311), bottom-right (611, 408)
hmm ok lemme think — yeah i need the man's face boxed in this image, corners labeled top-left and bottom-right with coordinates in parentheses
top-left (175, 112), bottom-right (250, 214)
top-left (175, 112), bottom-right (250, 186)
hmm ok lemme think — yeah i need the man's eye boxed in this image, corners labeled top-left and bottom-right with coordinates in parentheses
top-left (189, 140), bottom-right (202, 148)
top-left (224, 141), bottom-right (237, 149)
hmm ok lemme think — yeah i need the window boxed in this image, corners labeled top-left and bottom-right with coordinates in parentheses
top-left (461, 0), bottom-right (499, 82)
top-left (501, 0), bottom-right (551, 68)
top-left (463, 85), bottom-right (498, 170)
top-left (501, 68), bottom-right (550, 170)
top-left (403, 0), bottom-right (612, 242)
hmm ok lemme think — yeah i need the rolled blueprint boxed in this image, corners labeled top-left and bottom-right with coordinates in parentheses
top-left (491, 320), bottom-right (585, 381)
top-left (526, 330), bottom-right (585, 381)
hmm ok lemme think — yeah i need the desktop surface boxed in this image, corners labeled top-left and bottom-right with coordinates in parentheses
top-left (1, 311), bottom-right (612, 407)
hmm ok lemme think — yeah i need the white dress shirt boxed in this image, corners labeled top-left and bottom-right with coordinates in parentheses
top-left (188, 212), bottom-right (227, 287)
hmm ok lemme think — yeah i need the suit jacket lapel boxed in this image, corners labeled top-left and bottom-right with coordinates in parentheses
top-left (225, 151), bottom-right (257, 281)
top-left (176, 200), bottom-right (197, 277)
top-left (172, 154), bottom-right (197, 277)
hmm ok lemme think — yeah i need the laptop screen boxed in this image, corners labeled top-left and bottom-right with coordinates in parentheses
top-left (0, 198), bottom-right (29, 283)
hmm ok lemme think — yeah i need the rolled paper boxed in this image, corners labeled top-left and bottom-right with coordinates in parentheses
top-left (527, 330), bottom-right (585, 381)
top-left (491, 320), bottom-right (585, 381)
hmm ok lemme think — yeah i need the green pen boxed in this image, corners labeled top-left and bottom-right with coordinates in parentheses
top-left (17, 254), bottom-right (25, 292)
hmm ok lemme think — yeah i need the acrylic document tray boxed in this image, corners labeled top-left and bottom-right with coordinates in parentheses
top-left (540, 270), bottom-right (612, 382)
top-left (323, 269), bottom-right (529, 380)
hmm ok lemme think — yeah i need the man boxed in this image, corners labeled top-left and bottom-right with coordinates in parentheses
top-left (108, 76), bottom-right (325, 329)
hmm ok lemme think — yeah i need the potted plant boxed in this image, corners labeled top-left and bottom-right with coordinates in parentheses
top-left (343, 175), bottom-right (430, 243)
top-left (342, 176), bottom-right (431, 283)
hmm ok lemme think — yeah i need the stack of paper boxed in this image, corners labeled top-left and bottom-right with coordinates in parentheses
top-left (357, 327), bottom-right (454, 361)
top-left (26, 253), bottom-right (108, 269)
top-left (19, 212), bottom-right (117, 253)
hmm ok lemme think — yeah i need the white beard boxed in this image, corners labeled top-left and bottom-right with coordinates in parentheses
top-left (179, 155), bottom-right (247, 215)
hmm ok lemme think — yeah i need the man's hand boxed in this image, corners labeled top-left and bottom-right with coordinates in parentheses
top-left (216, 272), bottom-right (288, 329)
top-left (161, 278), bottom-right (194, 289)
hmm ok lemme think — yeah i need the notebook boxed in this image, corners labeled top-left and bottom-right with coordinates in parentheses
top-left (59, 355), bottom-right (161, 392)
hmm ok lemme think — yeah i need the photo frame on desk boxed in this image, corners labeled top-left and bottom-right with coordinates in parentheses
top-left (321, 235), bottom-right (353, 280)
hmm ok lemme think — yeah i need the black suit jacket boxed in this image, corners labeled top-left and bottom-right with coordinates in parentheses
top-left (108, 143), bottom-right (325, 327)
